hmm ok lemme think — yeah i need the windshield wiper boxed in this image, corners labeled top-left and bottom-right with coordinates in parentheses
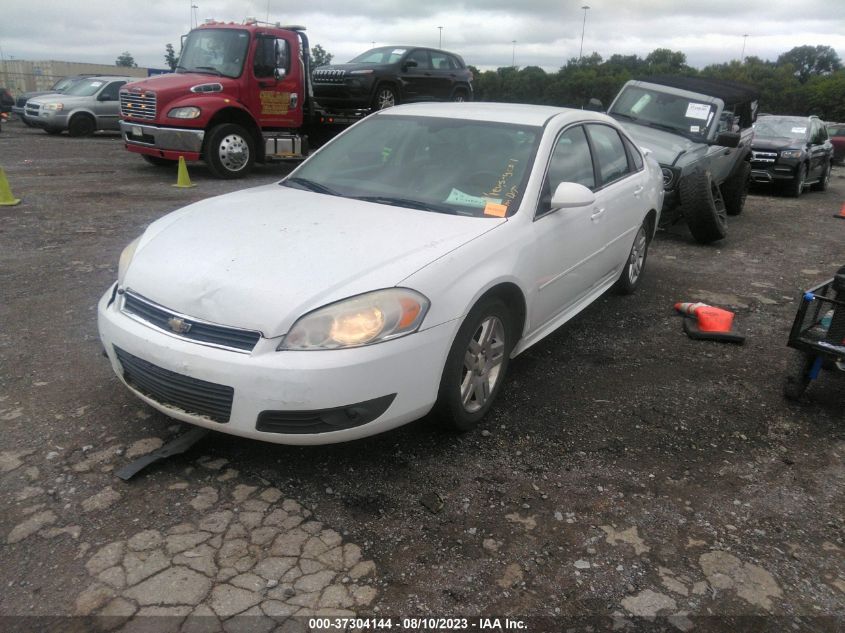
top-left (353, 195), bottom-right (457, 214)
top-left (193, 66), bottom-right (223, 76)
top-left (610, 112), bottom-right (639, 122)
top-left (283, 177), bottom-right (340, 196)
top-left (641, 120), bottom-right (686, 135)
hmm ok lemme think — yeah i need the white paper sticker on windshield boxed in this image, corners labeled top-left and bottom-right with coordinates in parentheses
top-left (90, 81), bottom-right (104, 87)
top-left (445, 188), bottom-right (501, 207)
top-left (685, 103), bottom-right (711, 120)
top-left (791, 126), bottom-right (807, 134)
top-left (391, 49), bottom-right (407, 55)
top-left (690, 125), bottom-right (700, 133)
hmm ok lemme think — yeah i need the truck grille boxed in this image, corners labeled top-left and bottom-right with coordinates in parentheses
top-left (122, 291), bottom-right (261, 353)
top-left (114, 346), bottom-right (233, 423)
top-left (751, 150), bottom-right (777, 164)
top-left (120, 90), bottom-right (157, 120)
top-left (312, 69), bottom-right (347, 83)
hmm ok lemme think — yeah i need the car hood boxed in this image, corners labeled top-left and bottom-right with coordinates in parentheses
top-left (124, 185), bottom-right (505, 337)
top-left (29, 94), bottom-right (97, 107)
top-left (751, 136), bottom-right (804, 152)
top-left (616, 121), bottom-right (700, 167)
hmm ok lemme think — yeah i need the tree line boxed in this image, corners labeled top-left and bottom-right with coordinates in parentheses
top-left (468, 45), bottom-right (845, 122)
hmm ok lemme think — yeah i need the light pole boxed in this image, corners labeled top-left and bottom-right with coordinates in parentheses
top-left (578, 5), bottom-right (590, 62)
top-left (741, 34), bottom-right (749, 62)
top-left (191, 4), bottom-right (198, 29)
top-left (438, 26), bottom-right (443, 49)
top-left (512, 40), bottom-right (516, 68)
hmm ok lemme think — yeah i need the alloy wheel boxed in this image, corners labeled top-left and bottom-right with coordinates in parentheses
top-left (460, 316), bottom-right (506, 413)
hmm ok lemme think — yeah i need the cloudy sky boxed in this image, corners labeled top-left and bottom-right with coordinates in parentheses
top-left (2, 1), bottom-right (844, 72)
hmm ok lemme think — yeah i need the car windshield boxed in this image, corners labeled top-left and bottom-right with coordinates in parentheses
top-left (283, 114), bottom-right (540, 217)
top-left (63, 79), bottom-right (110, 97)
top-left (178, 29), bottom-right (250, 78)
top-left (610, 86), bottom-right (715, 139)
top-left (52, 77), bottom-right (79, 92)
top-left (753, 117), bottom-right (809, 140)
top-left (348, 47), bottom-right (408, 65)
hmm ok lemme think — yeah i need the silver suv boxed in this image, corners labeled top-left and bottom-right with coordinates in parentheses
top-left (608, 77), bottom-right (757, 244)
top-left (25, 76), bottom-right (135, 136)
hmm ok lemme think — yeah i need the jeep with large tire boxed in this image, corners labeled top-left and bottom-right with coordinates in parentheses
top-left (608, 76), bottom-right (757, 244)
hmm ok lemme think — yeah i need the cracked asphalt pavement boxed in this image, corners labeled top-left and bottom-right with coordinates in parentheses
top-left (0, 119), bottom-right (843, 632)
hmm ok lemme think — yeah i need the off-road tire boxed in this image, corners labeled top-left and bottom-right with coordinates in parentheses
top-left (679, 169), bottom-right (728, 244)
top-left (722, 161), bottom-right (750, 216)
top-left (787, 163), bottom-right (806, 198)
top-left (783, 349), bottom-right (813, 400)
top-left (68, 114), bottom-right (96, 137)
top-left (434, 298), bottom-right (513, 432)
top-left (141, 155), bottom-right (177, 168)
top-left (811, 161), bottom-right (831, 192)
top-left (205, 123), bottom-right (255, 179)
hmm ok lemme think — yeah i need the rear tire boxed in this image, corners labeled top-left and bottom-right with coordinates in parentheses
top-left (205, 123), bottom-right (254, 179)
top-left (68, 114), bottom-right (96, 137)
top-left (434, 298), bottom-right (513, 432)
top-left (680, 169), bottom-right (728, 244)
top-left (722, 162), bottom-right (750, 216)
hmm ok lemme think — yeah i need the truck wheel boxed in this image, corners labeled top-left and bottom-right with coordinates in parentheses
top-left (679, 169), bottom-right (727, 244)
top-left (784, 349), bottom-right (813, 400)
top-left (205, 123), bottom-right (254, 179)
top-left (721, 162), bottom-right (750, 216)
top-left (372, 85), bottom-right (397, 110)
top-left (811, 161), bottom-right (831, 191)
top-left (68, 114), bottom-right (96, 137)
top-left (434, 297), bottom-right (513, 432)
top-left (787, 164), bottom-right (806, 197)
top-left (141, 155), bottom-right (176, 168)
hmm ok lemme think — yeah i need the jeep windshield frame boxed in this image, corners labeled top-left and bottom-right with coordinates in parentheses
top-left (609, 85), bottom-right (716, 142)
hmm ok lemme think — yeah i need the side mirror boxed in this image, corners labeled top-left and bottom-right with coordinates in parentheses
top-left (97, 93), bottom-right (113, 102)
top-left (586, 97), bottom-right (604, 112)
top-left (715, 131), bottom-right (740, 148)
top-left (551, 182), bottom-right (596, 209)
top-left (403, 59), bottom-right (418, 71)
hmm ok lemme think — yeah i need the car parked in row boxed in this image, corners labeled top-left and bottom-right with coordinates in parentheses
top-left (12, 75), bottom-right (98, 126)
top-left (98, 103), bottom-right (663, 445)
top-left (827, 122), bottom-right (845, 164)
top-left (750, 115), bottom-right (833, 196)
top-left (25, 76), bottom-right (134, 136)
top-left (312, 46), bottom-right (473, 111)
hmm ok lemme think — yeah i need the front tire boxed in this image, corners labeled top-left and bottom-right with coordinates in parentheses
top-left (680, 169), bottom-right (728, 244)
top-left (787, 163), bottom-right (806, 198)
top-left (434, 298), bottom-right (513, 432)
top-left (784, 349), bottom-right (813, 400)
top-left (722, 162), bottom-right (750, 216)
top-left (68, 114), bottom-right (96, 137)
top-left (811, 161), bottom-right (831, 191)
top-left (614, 220), bottom-right (651, 294)
top-left (205, 123), bottom-right (254, 179)
top-left (372, 85), bottom-right (397, 110)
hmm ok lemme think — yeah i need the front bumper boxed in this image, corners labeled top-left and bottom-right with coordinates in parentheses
top-left (750, 157), bottom-right (799, 184)
top-left (120, 121), bottom-right (205, 161)
top-left (313, 79), bottom-right (376, 108)
top-left (27, 108), bottom-right (68, 130)
top-left (97, 284), bottom-right (457, 445)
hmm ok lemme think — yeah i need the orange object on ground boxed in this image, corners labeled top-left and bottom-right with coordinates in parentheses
top-left (695, 306), bottom-right (735, 332)
top-left (674, 301), bottom-right (745, 344)
top-left (835, 202), bottom-right (845, 219)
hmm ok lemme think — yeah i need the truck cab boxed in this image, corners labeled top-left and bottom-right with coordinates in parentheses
top-left (119, 21), bottom-right (318, 178)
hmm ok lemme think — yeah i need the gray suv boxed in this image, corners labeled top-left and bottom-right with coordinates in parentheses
top-left (608, 76), bottom-right (757, 244)
top-left (25, 76), bottom-right (134, 136)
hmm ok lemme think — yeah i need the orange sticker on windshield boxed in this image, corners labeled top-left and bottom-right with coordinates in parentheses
top-left (484, 202), bottom-right (507, 217)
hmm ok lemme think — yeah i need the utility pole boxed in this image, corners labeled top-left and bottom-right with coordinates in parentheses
top-left (512, 40), bottom-right (516, 68)
top-left (438, 26), bottom-right (443, 49)
top-left (579, 5), bottom-right (590, 62)
top-left (741, 34), bottom-right (749, 62)
top-left (191, 4), bottom-right (198, 29)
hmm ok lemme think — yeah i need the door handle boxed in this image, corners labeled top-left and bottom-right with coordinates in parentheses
top-left (590, 207), bottom-right (605, 221)
top-left (633, 185), bottom-right (644, 196)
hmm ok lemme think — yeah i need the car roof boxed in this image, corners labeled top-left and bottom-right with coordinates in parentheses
top-left (635, 75), bottom-right (759, 105)
top-left (375, 102), bottom-right (613, 127)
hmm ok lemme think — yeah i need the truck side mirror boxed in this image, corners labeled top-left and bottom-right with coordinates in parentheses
top-left (274, 68), bottom-right (287, 80)
top-left (586, 97), bottom-right (603, 112)
top-left (714, 131), bottom-right (740, 148)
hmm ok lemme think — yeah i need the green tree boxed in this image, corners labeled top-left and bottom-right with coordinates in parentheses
top-left (164, 43), bottom-right (178, 71)
top-left (777, 45), bottom-right (842, 83)
top-left (311, 45), bottom-right (334, 68)
top-left (115, 51), bottom-right (137, 68)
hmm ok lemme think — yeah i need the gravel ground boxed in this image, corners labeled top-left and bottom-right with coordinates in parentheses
top-left (0, 118), bottom-right (843, 632)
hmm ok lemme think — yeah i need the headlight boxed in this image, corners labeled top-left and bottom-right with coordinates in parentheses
top-left (780, 150), bottom-right (802, 159)
top-left (279, 288), bottom-right (430, 350)
top-left (117, 236), bottom-right (141, 285)
top-left (43, 103), bottom-right (63, 111)
top-left (167, 106), bottom-right (201, 119)
top-left (349, 69), bottom-right (374, 75)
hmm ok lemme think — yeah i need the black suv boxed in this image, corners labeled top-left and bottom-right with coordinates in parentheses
top-left (750, 115), bottom-right (833, 196)
top-left (312, 46), bottom-right (473, 111)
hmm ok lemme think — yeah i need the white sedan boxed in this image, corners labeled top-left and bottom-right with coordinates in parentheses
top-left (98, 103), bottom-right (663, 445)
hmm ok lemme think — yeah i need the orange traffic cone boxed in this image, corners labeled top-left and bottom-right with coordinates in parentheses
top-left (834, 202), bottom-right (845, 220)
top-left (674, 301), bottom-right (745, 344)
top-left (172, 156), bottom-right (196, 188)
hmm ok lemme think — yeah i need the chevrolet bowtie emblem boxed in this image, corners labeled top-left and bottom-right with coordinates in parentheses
top-left (167, 317), bottom-right (192, 334)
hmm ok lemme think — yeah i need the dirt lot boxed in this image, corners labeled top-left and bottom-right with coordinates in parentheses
top-left (1, 119), bottom-right (843, 632)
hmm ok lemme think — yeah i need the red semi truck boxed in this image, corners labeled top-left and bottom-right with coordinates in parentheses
top-left (119, 20), bottom-right (351, 178)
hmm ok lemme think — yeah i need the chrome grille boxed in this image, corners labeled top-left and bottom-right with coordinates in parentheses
top-left (312, 69), bottom-right (347, 83)
top-left (121, 291), bottom-right (261, 352)
top-left (25, 103), bottom-right (40, 117)
top-left (114, 346), bottom-right (233, 423)
top-left (120, 89), bottom-right (157, 120)
top-left (751, 150), bottom-right (777, 163)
